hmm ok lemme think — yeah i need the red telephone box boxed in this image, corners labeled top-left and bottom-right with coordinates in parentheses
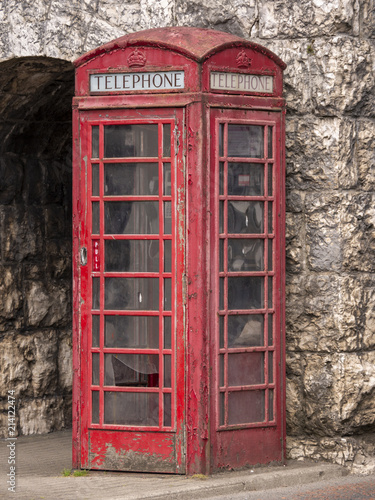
top-left (72, 27), bottom-right (286, 475)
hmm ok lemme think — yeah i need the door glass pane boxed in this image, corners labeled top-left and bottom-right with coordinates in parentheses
top-left (219, 392), bottom-right (225, 426)
top-left (268, 126), bottom-right (273, 159)
top-left (219, 201), bottom-right (224, 233)
top-left (104, 124), bottom-right (158, 158)
top-left (104, 315), bottom-right (159, 348)
top-left (228, 238), bottom-right (264, 271)
top-left (92, 315), bottom-right (100, 347)
top-left (228, 314), bottom-right (264, 347)
top-left (228, 277), bottom-right (264, 310)
top-left (164, 240), bottom-right (171, 272)
top-left (92, 353), bottom-right (100, 385)
top-left (269, 389), bottom-right (274, 420)
top-left (104, 163), bottom-right (158, 196)
top-left (105, 240), bottom-right (159, 272)
top-left (164, 202), bottom-right (172, 234)
top-left (92, 126), bottom-right (99, 158)
top-left (228, 352), bottom-right (264, 386)
top-left (164, 393), bottom-right (171, 427)
top-left (92, 164), bottom-right (99, 196)
top-left (228, 125), bottom-right (264, 158)
top-left (164, 316), bottom-right (171, 349)
top-left (92, 202), bottom-right (100, 234)
top-left (163, 163), bottom-right (171, 195)
top-left (268, 202), bottom-right (273, 234)
top-left (219, 162), bottom-right (224, 195)
top-left (268, 239), bottom-right (273, 271)
top-left (219, 239), bottom-right (224, 272)
top-left (228, 390), bottom-right (265, 424)
top-left (92, 391), bottom-right (99, 424)
top-left (164, 278), bottom-right (171, 311)
top-left (219, 123), bottom-right (224, 157)
top-left (104, 353), bottom-right (159, 387)
top-left (268, 314), bottom-right (273, 345)
top-left (228, 201), bottom-right (264, 234)
top-left (105, 201), bottom-right (159, 234)
top-left (164, 355), bottom-right (171, 388)
top-left (105, 278), bottom-right (159, 310)
top-left (92, 278), bottom-right (100, 310)
top-left (219, 354), bottom-right (224, 386)
top-left (163, 124), bottom-right (171, 157)
top-left (268, 351), bottom-right (274, 384)
top-left (104, 392), bottom-right (159, 426)
top-left (268, 277), bottom-right (273, 308)
top-left (219, 316), bottom-right (225, 348)
top-left (228, 163), bottom-right (264, 196)
top-left (219, 278), bottom-right (225, 310)
top-left (268, 164), bottom-right (273, 195)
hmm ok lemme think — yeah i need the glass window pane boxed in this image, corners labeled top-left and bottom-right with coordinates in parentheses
top-left (105, 240), bottom-right (159, 272)
top-left (104, 124), bottom-right (158, 158)
top-left (269, 389), bottom-right (274, 421)
top-left (268, 277), bottom-right (273, 308)
top-left (228, 163), bottom-right (264, 196)
top-left (219, 277), bottom-right (225, 310)
top-left (268, 202), bottom-right (273, 234)
top-left (164, 393), bottom-right (171, 427)
top-left (92, 315), bottom-right (100, 347)
top-left (163, 124), bottom-right (171, 157)
top-left (92, 391), bottom-right (99, 424)
top-left (219, 315), bottom-right (225, 348)
top-left (228, 201), bottom-right (264, 234)
top-left (164, 355), bottom-right (171, 388)
top-left (164, 202), bottom-right (172, 235)
top-left (228, 314), bottom-right (264, 347)
top-left (92, 126), bottom-right (99, 158)
top-left (92, 202), bottom-right (100, 235)
top-left (228, 390), bottom-right (265, 424)
top-left (92, 277), bottom-right (100, 310)
top-left (92, 164), bottom-right (99, 196)
top-left (105, 201), bottom-right (159, 234)
top-left (219, 201), bottom-right (224, 233)
top-left (219, 392), bottom-right (225, 426)
top-left (228, 277), bottom-right (264, 310)
top-left (268, 239), bottom-right (273, 271)
top-left (164, 278), bottom-right (171, 311)
top-left (105, 277), bottom-right (159, 310)
top-left (268, 314), bottom-right (273, 346)
top-left (219, 354), bottom-right (224, 387)
top-left (104, 353), bottom-right (159, 387)
top-left (164, 316), bottom-right (171, 349)
top-left (104, 392), bottom-right (159, 426)
top-left (268, 351), bottom-right (274, 384)
top-left (268, 126), bottom-right (273, 159)
top-left (104, 163), bottom-right (158, 196)
top-left (92, 353), bottom-right (100, 385)
top-left (228, 238), bottom-right (264, 271)
top-left (104, 315), bottom-right (159, 348)
top-left (228, 352), bottom-right (264, 386)
top-left (228, 125), bottom-right (264, 158)
top-left (268, 164), bottom-right (273, 196)
top-left (219, 162), bottom-right (224, 195)
top-left (163, 163), bottom-right (171, 195)
top-left (164, 240), bottom-right (171, 272)
top-left (219, 123), bottom-right (224, 157)
top-left (219, 239), bottom-right (224, 272)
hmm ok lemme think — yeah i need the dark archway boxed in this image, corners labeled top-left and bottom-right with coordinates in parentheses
top-left (0, 57), bottom-right (74, 435)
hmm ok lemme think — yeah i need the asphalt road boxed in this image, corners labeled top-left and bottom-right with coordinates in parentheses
top-left (205, 474), bottom-right (375, 500)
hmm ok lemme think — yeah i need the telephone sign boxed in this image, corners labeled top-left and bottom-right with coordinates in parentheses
top-left (73, 27), bottom-right (286, 475)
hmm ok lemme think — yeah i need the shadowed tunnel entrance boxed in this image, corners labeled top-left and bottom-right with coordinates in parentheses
top-left (0, 57), bottom-right (74, 436)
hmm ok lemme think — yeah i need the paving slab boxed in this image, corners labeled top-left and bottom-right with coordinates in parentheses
top-left (0, 430), bottom-right (347, 500)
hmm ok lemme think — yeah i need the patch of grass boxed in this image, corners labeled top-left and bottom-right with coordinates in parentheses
top-left (73, 469), bottom-right (89, 477)
top-left (62, 468), bottom-right (72, 477)
top-left (192, 474), bottom-right (207, 480)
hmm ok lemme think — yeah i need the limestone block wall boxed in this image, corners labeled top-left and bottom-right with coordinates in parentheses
top-left (0, 0), bottom-right (374, 473)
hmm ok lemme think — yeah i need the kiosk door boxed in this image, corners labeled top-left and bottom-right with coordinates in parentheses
top-left (76, 108), bottom-right (185, 473)
top-left (210, 108), bottom-right (285, 468)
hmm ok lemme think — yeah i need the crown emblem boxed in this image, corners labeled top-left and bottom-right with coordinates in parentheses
top-left (127, 48), bottom-right (146, 68)
top-left (236, 50), bottom-right (252, 68)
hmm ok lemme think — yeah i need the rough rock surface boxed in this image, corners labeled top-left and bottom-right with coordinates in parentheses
top-left (0, 0), bottom-right (374, 474)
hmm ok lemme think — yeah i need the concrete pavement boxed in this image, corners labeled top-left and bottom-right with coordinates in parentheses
top-left (0, 430), bottom-right (348, 500)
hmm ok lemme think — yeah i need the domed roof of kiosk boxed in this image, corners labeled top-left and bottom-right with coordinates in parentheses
top-left (74, 27), bottom-right (286, 69)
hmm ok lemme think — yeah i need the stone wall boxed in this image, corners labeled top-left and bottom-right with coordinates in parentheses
top-left (0, 0), bottom-right (374, 473)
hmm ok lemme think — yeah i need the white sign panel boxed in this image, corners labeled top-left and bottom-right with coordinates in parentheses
top-left (210, 72), bottom-right (273, 94)
top-left (90, 71), bottom-right (185, 92)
